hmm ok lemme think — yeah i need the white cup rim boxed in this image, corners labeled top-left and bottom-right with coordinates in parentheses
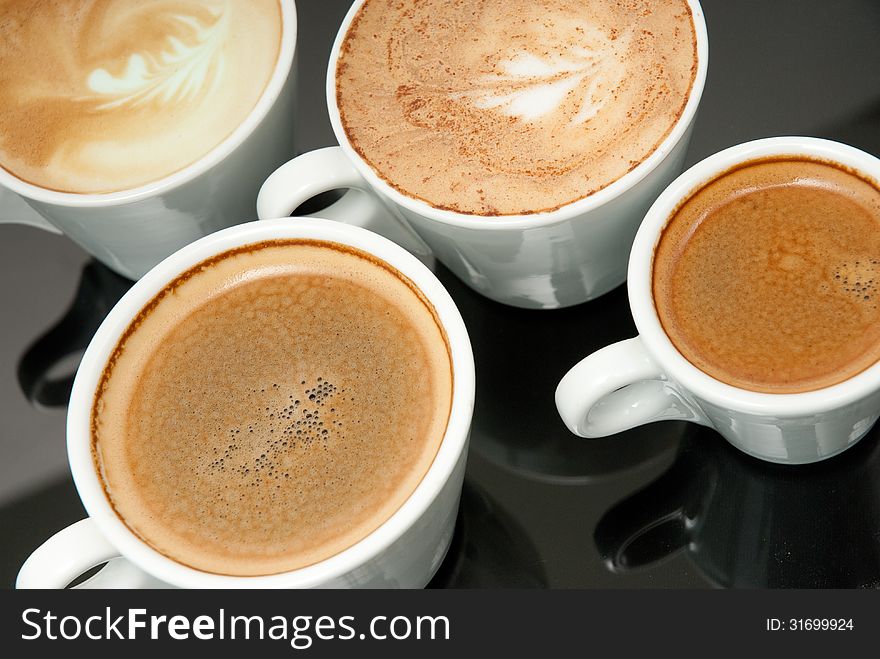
top-left (324, 0), bottom-right (709, 230)
top-left (66, 217), bottom-right (476, 588)
top-left (629, 135), bottom-right (880, 416)
top-left (0, 0), bottom-right (298, 208)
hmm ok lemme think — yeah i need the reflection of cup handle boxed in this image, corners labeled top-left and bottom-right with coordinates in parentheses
top-left (17, 519), bottom-right (119, 589)
top-left (0, 185), bottom-right (61, 233)
top-left (18, 263), bottom-right (130, 407)
top-left (17, 298), bottom-right (95, 407)
top-left (256, 146), bottom-right (434, 266)
top-left (593, 473), bottom-right (692, 571)
top-left (556, 337), bottom-right (710, 438)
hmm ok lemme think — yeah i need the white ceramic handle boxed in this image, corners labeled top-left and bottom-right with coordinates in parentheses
top-left (73, 558), bottom-right (173, 589)
top-left (556, 337), bottom-right (709, 438)
top-left (257, 146), bottom-right (433, 263)
top-left (0, 185), bottom-right (61, 233)
top-left (16, 518), bottom-right (120, 589)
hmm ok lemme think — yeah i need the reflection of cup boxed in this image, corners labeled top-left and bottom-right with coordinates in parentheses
top-left (428, 481), bottom-right (546, 588)
top-left (557, 137), bottom-right (880, 464)
top-left (595, 425), bottom-right (880, 588)
top-left (17, 217), bottom-right (475, 589)
top-left (438, 270), bottom-right (683, 483)
top-left (256, 0), bottom-right (708, 309)
top-left (0, 1), bottom-right (297, 280)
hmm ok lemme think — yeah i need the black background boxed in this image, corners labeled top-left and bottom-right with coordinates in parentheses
top-left (1, 0), bottom-right (880, 589)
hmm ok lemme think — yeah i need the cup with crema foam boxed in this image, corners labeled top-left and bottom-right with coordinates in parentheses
top-left (0, 0), bottom-right (297, 280)
top-left (17, 216), bottom-right (475, 588)
top-left (556, 137), bottom-right (880, 465)
top-left (257, 0), bottom-right (708, 309)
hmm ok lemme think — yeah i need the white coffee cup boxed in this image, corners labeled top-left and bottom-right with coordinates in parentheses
top-left (556, 136), bottom-right (880, 465)
top-left (256, 0), bottom-right (709, 309)
top-left (16, 217), bottom-right (475, 588)
top-left (0, 1), bottom-right (297, 281)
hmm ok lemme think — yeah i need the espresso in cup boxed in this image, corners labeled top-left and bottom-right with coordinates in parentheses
top-left (91, 240), bottom-right (453, 576)
top-left (0, 0), bottom-right (281, 193)
top-left (653, 156), bottom-right (880, 393)
top-left (335, 0), bottom-right (698, 215)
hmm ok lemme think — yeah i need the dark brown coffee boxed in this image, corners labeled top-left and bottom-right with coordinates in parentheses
top-left (92, 240), bottom-right (453, 576)
top-left (653, 156), bottom-right (880, 393)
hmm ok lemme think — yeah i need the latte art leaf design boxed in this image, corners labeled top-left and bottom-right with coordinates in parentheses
top-left (454, 31), bottom-right (631, 126)
top-left (86, 10), bottom-right (228, 110)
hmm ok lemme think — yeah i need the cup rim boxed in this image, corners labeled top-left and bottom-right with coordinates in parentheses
top-left (66, 217), bottom-right (475, 588)
top-left (628, 135), bottom-right (880, 416)
top-left (324, 0), bottom-right (709, 230)
top-left (0, 0), bottom-right (298, 208)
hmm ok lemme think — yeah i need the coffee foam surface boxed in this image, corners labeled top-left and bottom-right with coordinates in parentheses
top-left (92, 241), bottom-right (453, 576)
top-left (336, 0), bottom-right (697, 216)
top-left (653, 158), bottom-right (880, 394)
top-left (0, 0), bottom-right (280, 193)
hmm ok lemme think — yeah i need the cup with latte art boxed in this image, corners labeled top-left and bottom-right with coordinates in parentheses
top-left (0, 0), bottom-right (297, 280)
top-left (259, 0), bottom-right (708, 309)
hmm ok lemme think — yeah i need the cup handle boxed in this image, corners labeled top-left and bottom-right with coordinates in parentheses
top-left (556, 336), bottom-right (710, 438)
top-left (0, 184), bottom-right (61, 233)
top-left (73, 558), bottom-right (173, 589)
top-left (257, 146), bottom-right (433, 265)
top-left (16, 518), bottom-right (120, 589)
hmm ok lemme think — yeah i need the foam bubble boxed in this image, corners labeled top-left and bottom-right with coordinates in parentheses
top-left (834, 259), bottom-right (880, 309)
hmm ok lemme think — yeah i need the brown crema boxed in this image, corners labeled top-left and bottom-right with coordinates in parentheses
top-left (653, 157), bottom-right (880, 394)
top-left (92, 240), bottom-right (453, 576)
top-left (336, 0), bottom-right (698, 216)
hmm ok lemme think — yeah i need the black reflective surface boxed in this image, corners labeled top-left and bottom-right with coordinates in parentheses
top-left (1, 0), bottom-right (879, 588)
top-left (595, 423), bottom-right (880, 589)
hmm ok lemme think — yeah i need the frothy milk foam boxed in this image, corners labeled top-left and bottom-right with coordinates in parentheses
top-left (0, 0), bottom-right (281, 193)
top-left (336, 0), bottom-right (698, 215)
